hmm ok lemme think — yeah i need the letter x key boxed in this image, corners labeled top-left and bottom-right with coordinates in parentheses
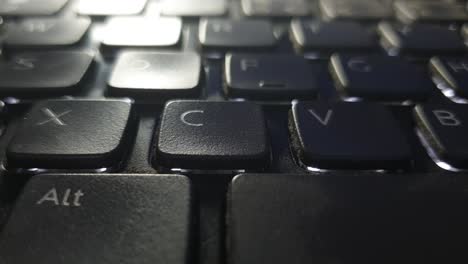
top-left (36, 108), bottom-right (72, 126)
top-left (7, 99), bottom-right (134, 169)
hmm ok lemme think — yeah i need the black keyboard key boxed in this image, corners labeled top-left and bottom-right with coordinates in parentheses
top-left (156, 100), bottom-right (269, 170)
top-left (395, 1), bottom-right (468, 24)
top-left (77, 0), bottom-right (147, 16)
top-left (0, 173), bottom-right (192, 264)
top-left (330, 54), bottom-right (434, 101)
top-left (378, 22), bottom-right (465, 55)
top-left (7, 99), bottom-right (134, 169)
top-left (0, 51), bottom-right (93, 97)
top-left (199, 19), bottom-right (276, 49)
top-left (319, 0), bottom-right (393, 21)
top-left (291, 19), bottom-right (375, 52)
top-left (102, 17), bottom-right (182, 49)
top-left (290, 101), bottom-right (412, 169)
top-left (4, 17), bottom-right (91, 49)
top-left (0, 0), bottom-right (67, 16)
top-left (225, 54), bottom-right (320, 100)
top-left (461, 23), bottom-right (468, 43)
top-left (229, 173), bottom-right (468, 264)
top-left (161, 0), bottom-right (226, 16)
top-left (241, 0), bottom-right (310, 17)
top-left (415, 104), bottom-right (468, 168)
top-left (109, 52), bottom-right (201, 99)
top-left (430, 57), bottom-right (468, 98)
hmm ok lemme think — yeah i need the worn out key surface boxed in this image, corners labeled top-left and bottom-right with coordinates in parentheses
top-left (7, 99), bottom-right (134, 169)
top-left (229, 173), bottom-right (468, 264)
top-left (0, 174), bottom-right (192, 264)
top-left (0, 51), bottom-right (94, 97)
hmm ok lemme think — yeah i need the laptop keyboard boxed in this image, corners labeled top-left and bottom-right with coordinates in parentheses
top-left (0, 0), bottom-right (468, 263)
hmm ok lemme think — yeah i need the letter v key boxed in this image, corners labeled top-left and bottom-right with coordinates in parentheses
top-left (308, 109), bottom-right (333, 126)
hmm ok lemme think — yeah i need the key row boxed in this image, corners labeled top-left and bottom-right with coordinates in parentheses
top-left (4, 50), bottom-right (468, 102)
top-left (4, 99), bottom-right (468, 172)
top-left (1, 0), bottom-right (468, 24)
top-left (3, 16), bottom-right (468, 56)
top-left (3, 171), bottom-right (468, 263)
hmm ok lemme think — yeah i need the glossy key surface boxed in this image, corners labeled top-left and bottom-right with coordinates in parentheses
top-left (109, 52), bottom-right (201, 99)
top-left (102, 17), bottom-right (182, 49)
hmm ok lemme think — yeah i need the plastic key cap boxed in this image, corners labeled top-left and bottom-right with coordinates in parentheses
top-left (0, 174), bottom-right (192, 264)
top-left (319, 0), bottom-right (393, 21)
top-left (76, 0), bottom-right (147, 16)
top-left (4, 17), bottom-right (91, 49)
top-left (430, 57), bottom-right (468, 99)
top-left (0, 51), bottom-right (94, 97)
top-left (156, 100), bottom-right (269, 170)
top-left (378, 22), bottom-right (465, 55)
top-left (289, 101), bottom-right (412, 169)
top-left (225, 53), bottom-right (322, 100)
top-left (414, 103), bottom-right (468, 168)
top-left (199, 19), bottom-right (276, 49)
top-left (242, 0), bottom-right (310, 17)
top-left (102, 17), bottom-right (182, 49)
top-left (109, 51), bottom-right (201, 100)
top-left (7, 99), bottom-right (134, 169)
top-left (0, 0), bottom-right (67, 16)
top-left (330, 54), bottom-right (434, 101)
top-left (291, 19), bottom-right (375, 52)
top-left (229, 173), bottom-right (468, 264)
top-left (161, 0), bottom-right (226, 16)
top-left (395, 1), bottom-right (468, 24)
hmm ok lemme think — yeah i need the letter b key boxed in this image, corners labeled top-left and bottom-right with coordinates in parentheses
top-left (415, 104), bottom-right (468, 168)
